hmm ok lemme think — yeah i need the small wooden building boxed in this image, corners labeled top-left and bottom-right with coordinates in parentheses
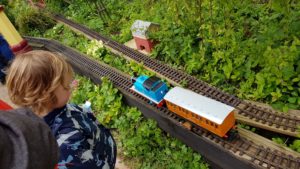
top-left (131, 20), bottom-right (159, 53)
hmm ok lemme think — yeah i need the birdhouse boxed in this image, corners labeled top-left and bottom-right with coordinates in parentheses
top-left (131, 20), bottom-right (159, 53)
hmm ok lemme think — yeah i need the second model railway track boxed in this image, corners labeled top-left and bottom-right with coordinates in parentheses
top-left (50, 14), bottom-right (300, 137)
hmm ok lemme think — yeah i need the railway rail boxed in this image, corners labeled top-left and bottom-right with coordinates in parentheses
top-left (52, 14), bottom-right (300, 137)
top-left (26, 37), bottom-right (300, 169)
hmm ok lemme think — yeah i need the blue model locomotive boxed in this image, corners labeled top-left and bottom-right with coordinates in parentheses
top-left (131, 75), bottom-right (168, 107)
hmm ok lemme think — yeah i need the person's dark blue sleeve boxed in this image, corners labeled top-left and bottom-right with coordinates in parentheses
top-left (0, 35), bottom-right (14, 63)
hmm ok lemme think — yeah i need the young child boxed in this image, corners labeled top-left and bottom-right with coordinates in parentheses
top-left (6, 50), bottom-right (116, 169)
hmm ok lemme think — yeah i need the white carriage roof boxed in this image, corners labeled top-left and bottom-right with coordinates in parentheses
top-left (164, 87), bottom-right (235, 124)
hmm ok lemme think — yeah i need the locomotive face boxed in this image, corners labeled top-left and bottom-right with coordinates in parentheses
top-left (131, 75), bottom-right (168, 106)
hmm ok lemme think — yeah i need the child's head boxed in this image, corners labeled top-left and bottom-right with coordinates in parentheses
top-left (6, 50), bottom-right (74, 115)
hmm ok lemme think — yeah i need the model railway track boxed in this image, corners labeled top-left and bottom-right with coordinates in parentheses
top-left (193, 128), bottom-right (300, 169)
top-left (26, 37), bottom-right (300, 169)
top-left (51, 14), bottom-right (300, 137)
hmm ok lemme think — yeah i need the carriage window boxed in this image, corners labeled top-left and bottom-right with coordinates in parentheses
top-left (210, 122), bottom-right (214, 126)
top-left (197, 116), bottom-right (201, 121)
top-left (172, 103), bottom-right (176, 108)
top-left (214, 124), bottom-right (218, 128)
top-left (206, 120), bottom-right (209, 124)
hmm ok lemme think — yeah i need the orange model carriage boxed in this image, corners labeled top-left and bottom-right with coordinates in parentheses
top-left (164, 87), bottom-right (236, 139)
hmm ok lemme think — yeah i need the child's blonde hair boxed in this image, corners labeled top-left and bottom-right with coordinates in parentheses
top-left (6, 50), bottom-right (74, 114)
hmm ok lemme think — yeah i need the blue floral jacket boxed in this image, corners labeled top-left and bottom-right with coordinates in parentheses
top-left (44, 104), bottom-right (116, 169)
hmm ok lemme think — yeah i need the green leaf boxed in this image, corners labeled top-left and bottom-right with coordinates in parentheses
top-left (282, 105), bottom-right (289, 113)
top-left (222, 59), bottom-right (233, 79)
top-left (289, 140), bottom-right (300, 153)
top-left (292, 77), bottom-right (300, 82)
top-left (282, 66), bottom-right (295, 81)
top-left (288, 97), bottom-right (297, 104)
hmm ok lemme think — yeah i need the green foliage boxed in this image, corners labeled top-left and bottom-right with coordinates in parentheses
top-left (6, 0), bottom-right (55, 36)
top-left (289, 140), bottom-right (300, 153)
top-left (272, 137), bottom-right (287, 146)
top-left (271, 136), bottom-right (300, 153)
top-left (237, 123), bottom-right (256, 132)
top-left (71, 76), bottom-right (209, 168)
top-left (45, 0), bottom-right (72, 14)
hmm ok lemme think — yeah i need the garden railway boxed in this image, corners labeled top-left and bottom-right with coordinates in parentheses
top-left (2, 1), bottom-right (299, 168)
top-left (26, 36), bottom-right (300, 169)
top-left (50, 14), bottom-right (300, 137)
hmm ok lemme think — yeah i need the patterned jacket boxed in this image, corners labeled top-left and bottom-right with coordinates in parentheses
top-left (44, 104), bottom-right (116, 169)
top-left (0, 34), bottom-right (14, 79)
